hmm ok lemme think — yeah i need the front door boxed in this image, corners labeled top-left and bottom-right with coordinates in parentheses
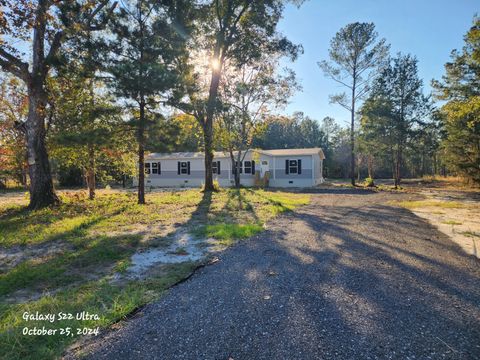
top-left (260, 160), bottom-right (269, 177)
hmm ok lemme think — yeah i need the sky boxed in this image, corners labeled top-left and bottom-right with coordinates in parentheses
top-left (277, 0), bottom-right (479, 127)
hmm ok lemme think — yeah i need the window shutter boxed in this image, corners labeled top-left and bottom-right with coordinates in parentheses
top-left (177, 162), bottom-right (181, 175)
top-left (239, 162), bottom-right (243, 174)
top-left (187, 161), bottom-right (191, 175)
top-left (217, 161), bottom-right (221, 175)
top-left (158, 162), bottom-right (161, 175)
top-left (252, 160), bottom-right (255, 175)
top-left (285, 159), bottom-right (289, 174)
top-left (298, 159), bottom-right (302, 174)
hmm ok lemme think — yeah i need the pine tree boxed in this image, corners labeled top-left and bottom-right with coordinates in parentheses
top-left (318, 22), bottom-right (389, 186)
top-left (432, 17), bottom-right (480, 184)
top-left (107, 0), bottom-right (192, 204)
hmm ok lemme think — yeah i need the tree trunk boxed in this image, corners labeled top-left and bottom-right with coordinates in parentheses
top-left (229, 151), bottom-right (240, 188)
top-left (235, 151), bottom-right (242, 188)
top-left (137, 99), bottom-right (146, 205)
top-left (25, 83), bottom-right (59, 209)
top-left (350, 74), bottom-right (356, 186)
top-left (396, 146), bottom-right (403, 186)
top-left (367, 155), bottom-right (374, 179)
top-left (203, 52), bottom-right (223, 191)
top-left (24, 2), bottom-right (58, 209)
top-left (203, 118), bottom-right (214, 191)
top-left (87, 143), bottom-right (95, 200)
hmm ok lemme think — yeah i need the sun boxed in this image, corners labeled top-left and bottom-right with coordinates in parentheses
top-left (210, 58), bottom-right (221, 71)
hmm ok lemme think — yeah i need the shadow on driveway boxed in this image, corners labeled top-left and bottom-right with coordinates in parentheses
top-left (79, 191), bottom-right (480, 360)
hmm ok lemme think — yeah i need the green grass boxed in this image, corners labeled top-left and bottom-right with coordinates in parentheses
top-left (195, 223), bottom-right (264, 246)
top-left (0, 262), bottom-right (197, 360)
top-left (389, 200), bottom-right (468, 209)
top-left (0, 188), bottom-right (309, 359)
top-left (461, 231), bottom-right (480, 238)
top-left (442, 220), bottom-right (463, 225)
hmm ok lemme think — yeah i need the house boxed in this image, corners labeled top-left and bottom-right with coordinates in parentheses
top-left (135, 148), bottom-right (325, 188)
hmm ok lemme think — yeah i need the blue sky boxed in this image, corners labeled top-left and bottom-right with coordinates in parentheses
top-left (277, 0), bottom-right (479, 127)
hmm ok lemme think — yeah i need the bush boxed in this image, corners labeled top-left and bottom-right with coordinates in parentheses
top-left (364, 177), bottom-right (375, 187)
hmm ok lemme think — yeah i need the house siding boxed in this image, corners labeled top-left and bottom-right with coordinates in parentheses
top-left (136, 149), bottom-right (324, 188)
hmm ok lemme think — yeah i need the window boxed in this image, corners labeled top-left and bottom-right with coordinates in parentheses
top-left (151, 162), bottom-right (158, 174)
top-left (244, 161), bottom-right (251, 174)
top-left (178, 161), bottom-right (190, 175)
top-left (145, 163), bottom-right (151, 174)
top-left (289, 160), bottom-right (298, 174)
top-left (212, 161), bottom-right (221, 174)
top-left (244, 161), bottom-right (255, 174)
top-left (285, 159), bottom-right (302, 175)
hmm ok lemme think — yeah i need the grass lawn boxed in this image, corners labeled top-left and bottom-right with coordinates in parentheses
top-left (0, 188), bottom-right (309, 359)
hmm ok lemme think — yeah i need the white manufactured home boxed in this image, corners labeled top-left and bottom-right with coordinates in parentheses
top-left (136, 148), bottom-right (325, 188)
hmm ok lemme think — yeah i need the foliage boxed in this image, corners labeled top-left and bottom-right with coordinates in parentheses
top-left (173, 0), bottom-right (303, 191)
top-left (253, 112), bottom-right (327, 149)
top-left (432, 17), bottom-right (480, 184)
top-left (364, 177), bottom-right (375, 187)
top-left (0, 76), bottom-right (27, 186)
top-left (319, 22), bottom-right (389, 185)
top-left (361, 53), bottom-right (432, 186)
top-left (0, 0), bottom-right (118, 209)
top-left (106, 0), bottom-right (193, 203)
top-left (217, 54), bottom-right (299, 186)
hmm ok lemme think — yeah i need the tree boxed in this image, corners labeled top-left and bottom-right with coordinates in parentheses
top-left (48, 72), bottom-right (130, 199)
top-left (320, 116), bottom-right (339, 178)
top-left (252, 112), bottom-right (326, 150)
top-left (432, 17), bottom-right (480, 184)
top-left (218, 56), bottom-right (298, 187)
top-left (0, 76), bottom-right (28, 187)
top-left (359, 97), bottom-right (393, 182)
top-left (364, 54), bottom-right (430, 187)
top-left (107, 0), bottom-right (192, 204)
top-left (0, 0), bottom-right (117, 209)
top-left (176, 0), bottom-right (302, 191)
top-left (318, 22), bottom-right (388, 186)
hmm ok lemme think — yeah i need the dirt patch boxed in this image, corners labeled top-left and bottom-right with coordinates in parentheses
top-left (410, 205), bottom-right (480, 258)
top-left (0, 240), bottom-right (72, 272)
top-left (121, 231), bottom-right (221, 280)
top-left (394, 189), bottom-right (480, 258)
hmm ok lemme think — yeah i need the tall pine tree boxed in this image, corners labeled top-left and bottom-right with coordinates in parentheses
top-left (107, 0), bottom-right (193, 204)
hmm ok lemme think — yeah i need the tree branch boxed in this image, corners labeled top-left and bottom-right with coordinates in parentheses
top-left (0, 48), bottom-right (30, 82)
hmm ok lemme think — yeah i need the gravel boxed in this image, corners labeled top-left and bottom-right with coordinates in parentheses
top-left (76, 189), bottom-right (480, 360)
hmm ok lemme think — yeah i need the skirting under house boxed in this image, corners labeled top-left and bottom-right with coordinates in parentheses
top-left (133, 148), bottom-right (325, 188)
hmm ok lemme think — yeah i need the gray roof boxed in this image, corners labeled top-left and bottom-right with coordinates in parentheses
top-left (146, 148), bottom-right (325, 160)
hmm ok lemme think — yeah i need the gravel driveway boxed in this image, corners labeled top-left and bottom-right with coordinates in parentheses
top-left (77, 189), bottom-right (480, 360)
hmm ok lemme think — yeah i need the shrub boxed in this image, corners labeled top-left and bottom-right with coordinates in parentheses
top-left (364, 177), bottom-right (375, 187)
